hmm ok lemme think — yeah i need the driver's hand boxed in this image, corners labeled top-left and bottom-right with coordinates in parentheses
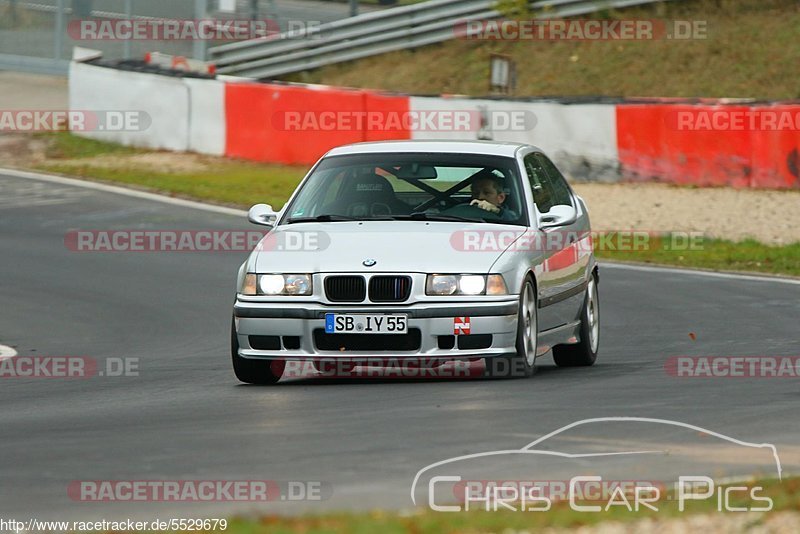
top-left (470, 199), bottom-right (500, 214)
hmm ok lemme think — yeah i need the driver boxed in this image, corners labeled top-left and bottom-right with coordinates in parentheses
top-left (469, 170), bottom-right (516, 221)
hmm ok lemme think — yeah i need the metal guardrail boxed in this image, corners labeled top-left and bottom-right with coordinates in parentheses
top-left (209, 0), bottom-right (673, 79)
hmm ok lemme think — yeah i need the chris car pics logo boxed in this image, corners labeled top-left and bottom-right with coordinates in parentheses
top-left (411, 417), bottom-right (781, 513)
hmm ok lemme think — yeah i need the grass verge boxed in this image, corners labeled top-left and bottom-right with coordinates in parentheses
top-left (25, 132), bottom-right (800, 278)
top-left (282, 0), bottom-right (800, 100)
top-left (595, 236), bottom-right (800, 278)
top-left (36, 133), bottom-right (309, 210)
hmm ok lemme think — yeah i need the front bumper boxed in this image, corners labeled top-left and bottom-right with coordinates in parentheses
top-left (233, 299), bottom-right (519, 360)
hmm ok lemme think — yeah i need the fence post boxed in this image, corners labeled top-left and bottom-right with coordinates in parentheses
top-left (123, 0), bottom-right (132, 59)
top-left (55, 0), bottom-right (66, 60)
top-left (267, 0), bottom-right (281, 31)
top-left (9, 0), bottom-right (18, 25)
top-left (193, 0), bottom-right (208, 61)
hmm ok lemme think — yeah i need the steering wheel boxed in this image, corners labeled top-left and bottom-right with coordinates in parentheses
top-left (347, 202), bottom-right (393, 217)
top-left (439, 202), bottom-right (502, 221)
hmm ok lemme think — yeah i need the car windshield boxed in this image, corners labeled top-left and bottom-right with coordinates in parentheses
top-left (283, 153), bottom-right (527, 226)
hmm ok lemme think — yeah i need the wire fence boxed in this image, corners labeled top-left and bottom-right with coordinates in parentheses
top-left (0, 0), bottom-right (400, 74)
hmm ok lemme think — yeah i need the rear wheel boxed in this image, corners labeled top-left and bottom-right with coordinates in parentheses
top-left (553, 273), bottom-right (599, 367)
top-left (485, 278), bottom-right (537, 379)
top-left (231, 318), bottom-right (283, 384)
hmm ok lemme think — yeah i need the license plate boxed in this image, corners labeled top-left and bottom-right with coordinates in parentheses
top-left (325, 314), bottom-right (408, 334)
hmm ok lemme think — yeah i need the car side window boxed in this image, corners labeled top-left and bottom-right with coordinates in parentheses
top-left (535, 154), bottom-right (573, 208)
top-left (523, 153), bottom-right (556, 213)
top-left (294, 170), bottom-right (345, 217)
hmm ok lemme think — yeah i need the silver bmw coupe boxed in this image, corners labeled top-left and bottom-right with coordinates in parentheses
top-left (232, 140), bottom-right (599, 384)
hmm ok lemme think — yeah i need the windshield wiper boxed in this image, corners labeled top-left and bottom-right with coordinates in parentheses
top-left (285, 215), bottom-right (359, 224)
top-left (390, 213), bottom-right (487, 223)
top-left (286, 213), bottom-right (487, 224)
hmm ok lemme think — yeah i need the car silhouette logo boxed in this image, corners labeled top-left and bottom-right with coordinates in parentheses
top-left (363, 259), bottom-right (377, 267)
top-left (410, 417), bottom-right (784, 506)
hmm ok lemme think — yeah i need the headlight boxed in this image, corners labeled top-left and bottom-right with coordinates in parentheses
top-left (426, 274), bottom-right (507, 296)
top-left (283, 274), bottom-right (312, 295)
top-left (426, 275), bottom-right (458, 295)
top-left (241, 273), bottom-right (312, 296)
top-left (458, 275), bottom-right (485, 295)
top-left (259, 274), bottom-right (285, 295)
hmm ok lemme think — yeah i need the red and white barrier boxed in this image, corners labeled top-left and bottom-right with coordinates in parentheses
top-left (223, 81), bottom-right (409, 164)
top-left (69, 60), bottom-right (800, 189)
top-left (617, 103), bottom-right (800, 188)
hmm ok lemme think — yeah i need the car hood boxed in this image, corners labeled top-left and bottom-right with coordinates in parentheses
top-left (252, 221), bottom-right (525, 273)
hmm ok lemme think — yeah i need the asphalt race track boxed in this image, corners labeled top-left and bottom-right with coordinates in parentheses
top-left (1, 170), bottom-right (799, 521)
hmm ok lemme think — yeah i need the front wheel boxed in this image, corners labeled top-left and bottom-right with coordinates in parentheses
top-left (485, 278), bottom-right (537, 379)
top-left (231, 317), bottom-right (283, 384)
top-left (553, 272), bottom-right (599, 367)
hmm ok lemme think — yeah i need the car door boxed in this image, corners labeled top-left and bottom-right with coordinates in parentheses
top-left (523, 152), bottom-right (586, 329)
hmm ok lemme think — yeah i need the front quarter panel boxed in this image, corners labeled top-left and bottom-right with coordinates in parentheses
top-left (235, 249), bottom-right (262, 294)
top-left (490, 238), bottom-right (544, 299)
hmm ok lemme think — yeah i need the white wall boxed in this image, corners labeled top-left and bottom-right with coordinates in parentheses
top-left (69, 62), bottom-right (190, 151)
top-left (409, 96), bottom-right (619, 182)
top-left (185, 77), bottom-right (225, 156)
top-left (69, 62), bottom-right (225, 156)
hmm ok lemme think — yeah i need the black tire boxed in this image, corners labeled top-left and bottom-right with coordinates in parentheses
top-left (231, 317), bottom-right (283, 384)
top-left (485, 278), bottom-right (537, 379)
top-left (553, 272), bottom-right (599, 367)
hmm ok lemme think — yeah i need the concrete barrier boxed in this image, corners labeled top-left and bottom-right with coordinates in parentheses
top-left (409, 96), bottom-right (619, 182)
top-left (69, 61), bottom-right (190, 152)
top-left (185, 78), bottom-right (225, 156)
top-left (68, 60), bottom-right (800, 189)
top-left (69, 61), bottom-right (225, 156)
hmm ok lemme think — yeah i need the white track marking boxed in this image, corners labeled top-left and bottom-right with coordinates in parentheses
top-left (0, 167), bottom-right (247, 217)
top-left (600, 261), bottom-right (800, 285)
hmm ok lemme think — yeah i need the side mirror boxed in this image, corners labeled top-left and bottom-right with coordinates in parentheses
top-left (539, 204), bottom-right (577, 228)
top-left (248, 203), bottom-right (277, 227)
